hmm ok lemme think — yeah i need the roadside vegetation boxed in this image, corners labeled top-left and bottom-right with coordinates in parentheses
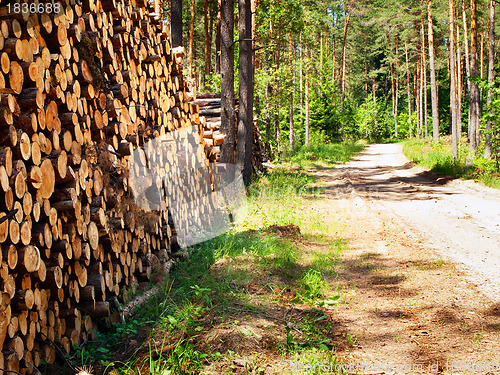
top-left (282, 142), bottom-right (365, 169)
top-left (63, 142), bottom-right (363, 375)
top-left (403, 138), bottom-right (500, 189)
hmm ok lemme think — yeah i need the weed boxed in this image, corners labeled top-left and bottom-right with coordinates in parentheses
top-left (403, 139), bottom-right (500, 189)
top-left (284, 142), bottom-right (365, 168)
top-left (473, 333), bottom-right (482, 348)
top-left (82, 142), bottom-right (361, 374)
top-left (343, 333), bottom-right (357, 347)
top-left (297, 269), bottom-right (325, 303)
top-left (432, 259), bottom-right (445, 268)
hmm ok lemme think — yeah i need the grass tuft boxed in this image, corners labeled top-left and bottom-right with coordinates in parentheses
top-left (73, 142), bottom-right (363, 375)
top-left (403, 138), bottom-right (500, 188)
top-left (285, 142), bottom-right (365, 168)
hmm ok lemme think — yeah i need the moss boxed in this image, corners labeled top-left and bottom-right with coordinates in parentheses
top-left (77, 33), bottom-right (105, 91)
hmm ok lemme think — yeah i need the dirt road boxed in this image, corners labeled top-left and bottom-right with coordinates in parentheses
top-left (299, 143), bottom-right (500, 372)
top-left (316, 143), bottom-right (500, 301)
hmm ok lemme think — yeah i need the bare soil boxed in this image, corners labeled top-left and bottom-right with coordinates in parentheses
top-left (123, 144), bottom-right (500, 374)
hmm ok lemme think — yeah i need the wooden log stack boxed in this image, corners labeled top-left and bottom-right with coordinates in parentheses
top-left (0, 0), bottom-right (224, 372)
top-left (194, 93), bottom-right (264, 171)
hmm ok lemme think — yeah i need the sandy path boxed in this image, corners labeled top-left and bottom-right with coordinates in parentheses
top-left (314, 143), bottom-right (500, 302)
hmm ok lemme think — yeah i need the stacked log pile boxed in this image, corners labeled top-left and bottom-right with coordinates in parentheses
top-left (0, 0), bottom-right (220, 372)
top-left (194, 93), bottom-right (264, 171)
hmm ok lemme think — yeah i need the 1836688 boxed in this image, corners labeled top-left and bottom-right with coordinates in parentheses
top-left (6, 2), bottom-right (61, 14)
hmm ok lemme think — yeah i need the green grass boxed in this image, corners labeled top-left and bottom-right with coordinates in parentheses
top-left (403, 138), bottom-right (500, 189)
top-left (72, 141), bottom-right (361, 375)
top-left (282, 142), bottom-right (365, 168)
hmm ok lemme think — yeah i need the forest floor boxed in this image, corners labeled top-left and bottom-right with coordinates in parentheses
top-left (102, 144), bottom-right (500, 375)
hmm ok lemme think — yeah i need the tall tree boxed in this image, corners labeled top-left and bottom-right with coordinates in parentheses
top-left (188, 0), bottom-right (195, 80)
top-left (390, 61), bottom-right (398, 137)
top-left (484, 0), bottom-right (495, 158)
top-left (264, 84), bottom-right (272, 156)
top-left (462, 0), bottom-right (472, 139)
top-left (288, 32), bottom-right (295, 151)
top-left (405, 41), bottom-right (412, 137)
top-left (215, 0), bottom-right (222, 74)
top-left (338, 9), bottom-right (351, 126)
top-left (305, 43), bottom-right (310, 146)
top-left (456, 21), bottom-right (463, 155)
top-left (299, 35), bottom-right (304, 135)
top-left (421, 18), bottom-right (428, 138)
top-left (449, 0), bottom-right (459, 159)
top-left (219, 0), bottom-right (236, 164)
top-left (171, 0), bottom-right (183, 47)
top-left (469, 0), bottom-right (480, 154)
top-left (427, 0), bottom-right (440, 142)
top-left (203, 0), bottom-right (211, 88)
top-left (237, 0), bottom-right (254, 183)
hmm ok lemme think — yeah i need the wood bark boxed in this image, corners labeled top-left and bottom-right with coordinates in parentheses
top-left (189, 0), bottom-right (195, 80)
top-left (171, 0), bottom-right (183, 47)
top-left (203, 0), bottom-right (211, 89)
top-left (484, 0), bottom-right (495, 158)
top-left (219, 0), bottom-right (236, 163)
top-left (405, 42), bottom-right (413, 137)
top-left (421, 18), bottom-right (428, 138)
top-left (462, 0), bottom-right (472, 139)
top-left (288, 32), bottom-right (294, 151)
top-left (0, 0), bottom-right (258, 368)
top-left (305, 44), bottom-right (310, 147)
top-left (338, 9), bottom-right (351, 139)
top-left (469, 0), bottom-right (480, 154)
top-left (215, 0), bottom-right (222, 74)
top-left (427, 0), bottom-right (440, 142)
top-left (237, 0), bottom-right (254, 183)
top-left (450, 0), bottom-right (459, 159)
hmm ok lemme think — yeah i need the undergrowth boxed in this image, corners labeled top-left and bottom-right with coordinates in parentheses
top-left (64, 142), bottom-right (362, 375)
top-left (403, 138), bottom-right (500, 189)
top-left (281, 142), bottom-right (365, 168)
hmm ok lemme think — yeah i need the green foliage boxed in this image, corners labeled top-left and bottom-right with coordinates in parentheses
top-left (477, 76), bottom-right (500, 169)
top-left (403, 139), bottom-right (500, 188)
top-left (81, 143), bottom-right (358, 374)
top-left (284, 142), bottom-right (365, 168)
top-left (354, 94), bottom-right (395, 140)
top-left (297, 269), bottom-right (325, 303)
top-left (203, 73), bottom-right (221, 93)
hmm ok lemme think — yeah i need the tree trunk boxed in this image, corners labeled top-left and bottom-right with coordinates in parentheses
top-left (265, 84), bottom-right (272, 156)
top-left (300, 35), bottom-right (304, 134)
top-left (469, 0), bottom-right (480, 155)
top-left (305, 44), bottom-right (310, 147)
top-left (427, 0), bottom-right (439, 142)
top-left (188, 0), bottom-right (195, 80)
top-left (421, 18), bottom-right (428, 138)
top-left (485, 0), bottom-right (495, 158)
top-left (416, 62), bottom-right (421, 138)
top-left (456, 22), bottom-right (463, 157)
top-left (405, 42), bottom-right (412, 138)
top-left (237, 0), bottom-right (254, 184)
top-left (171, 0), bottom-right (183, 47)
top-left (339, 11), bottom-right (351, 128)
top-left (273, 31), bottom-right (281, 154)
top-left (390, 62), bottom-right (398, 138)
top-left (395, 38), bottom-right (400, 138)
top-left (219, 0), bottom-right (236, 164)
top-left (462, 0), bottom-right (472, 140)
top-left (449, 0), bottom-right (459, 160)
top-left (203, 0), bottom-right (211, 89)
top-left (215, 0), bottom-right (222, 74)
top-left (288, 32), bottom-right (294, 151)
top-left (332, 27), bottom-right (336, 85)
top-left (480, 31), bottom-right (484, 119)
top-left (373, 81), bottom-right (378, 138)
